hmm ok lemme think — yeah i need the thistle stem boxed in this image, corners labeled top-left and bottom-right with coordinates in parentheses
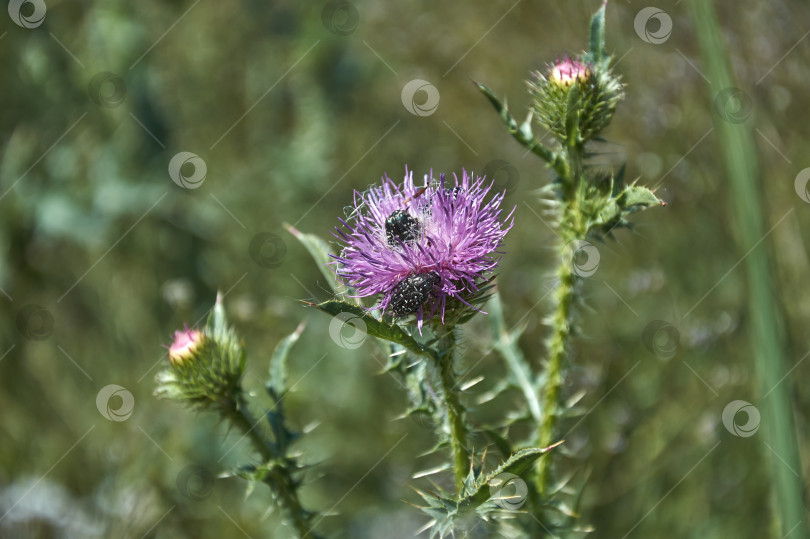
top-left (222, 391), bottom-right (316, 539)
top-left (436, 328), bottom-right (469, 493)
top-left (536, 145), bottom-right (586, 496)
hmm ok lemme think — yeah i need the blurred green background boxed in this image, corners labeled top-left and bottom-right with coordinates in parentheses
top-left (1, 0), bottom-right (809, 537)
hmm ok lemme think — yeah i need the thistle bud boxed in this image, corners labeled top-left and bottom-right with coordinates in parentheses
top-left (528, 56), bottom-right (623, 144)
top-left (155, 297), bottom-right (246, 410)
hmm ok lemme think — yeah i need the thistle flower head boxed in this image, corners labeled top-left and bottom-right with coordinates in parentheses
top-left (333, 168), bottom-right (514, 329)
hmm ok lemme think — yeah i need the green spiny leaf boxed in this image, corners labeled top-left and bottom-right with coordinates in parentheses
top-left (586, 2), bottom-right (608, 69)
top-left (462, 445), bottom-right (560, 511)
top-left (267, 321), bottom-right (306, 398)
top-left (475, 81), bottom-right (558, 166)
top-left (308, 299), bottom-right (436, 360)
top-left (488, 291), bottom-right (542, 421)
top-left (208, 291), bottom-right (228, 342)
top-left (615, 183), bottom-right (664, 213)
top-left (487, 445), bottom-right (559, 481)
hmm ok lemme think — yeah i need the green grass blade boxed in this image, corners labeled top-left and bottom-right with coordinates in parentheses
top-left (689, 1), bottom-right (808, 535)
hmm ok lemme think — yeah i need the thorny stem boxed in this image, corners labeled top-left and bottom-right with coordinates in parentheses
top-left (436, 328), bottom-right (470, 493)
top-left (221, 391), bottom-right (316, 539)
top-left (536, 144), bottom-right (587, 496)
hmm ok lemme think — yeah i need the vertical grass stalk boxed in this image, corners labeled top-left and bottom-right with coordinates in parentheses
top-left (690, 0), bottom-right (808, 535)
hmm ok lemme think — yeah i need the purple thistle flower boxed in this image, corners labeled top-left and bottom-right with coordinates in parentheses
top-left (332, 168), bottom-right (514, 329)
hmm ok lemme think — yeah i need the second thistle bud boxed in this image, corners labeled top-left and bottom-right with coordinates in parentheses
top-left (156, 296), bottom-right (247, 410)
top-left (528, 56), bottom-right (623, 144)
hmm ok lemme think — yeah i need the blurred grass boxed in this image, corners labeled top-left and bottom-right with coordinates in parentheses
top-left (690, 0), bottom-right (807, 535)
top-left (0, 1), bottom-right (809, 537)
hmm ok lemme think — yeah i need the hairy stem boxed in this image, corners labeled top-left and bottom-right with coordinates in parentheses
top-left (436, 328), bottom-right (469, 493)
top-left (536, 145), bottom-right (586, 496)
top-left (222, 391), bottom-right (315, 539)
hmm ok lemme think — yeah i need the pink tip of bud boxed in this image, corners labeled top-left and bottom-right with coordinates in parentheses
top-left (168, 326), bottom-right (204, 365)
top-left (550, 58), bottom-right (592, 87)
